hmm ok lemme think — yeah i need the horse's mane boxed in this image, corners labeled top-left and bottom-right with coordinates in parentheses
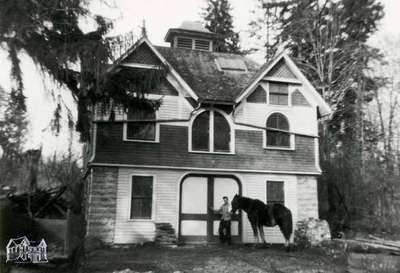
top-left (236, 195), bottom-right (253, 210)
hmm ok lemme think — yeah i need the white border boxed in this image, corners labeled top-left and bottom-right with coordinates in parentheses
top-left (128, 173), bottom-right (157, 222)
top-left (263, 111), bottom-right (295, 151)
top-left (90, 162), bottom-right (321, 175)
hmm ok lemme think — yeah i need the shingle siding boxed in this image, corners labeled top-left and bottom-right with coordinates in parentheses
top-left (93, 124), bottom-right (318, 173)
top-left (86, 167), bottom-right (118, 243)
top-left (266, 59), bottom-right (297, 79)
top-left (292, 89), bottom-right (311, 106)
top-left (124, 43), bottom-right (162, 65)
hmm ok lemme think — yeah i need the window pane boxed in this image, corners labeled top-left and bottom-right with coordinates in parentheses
top-left (127, 122), bottom-right (155, 141)
top-left (214, 112), bottom-right (231, 152)
top-left (269, 83), bottom-right (288, 105)
top-left (267, 131), bottom-right (290, 147)
top-left (267, 181), bottom-right (284, 205)
top-left (267, 113), bottom-right (289, 130)
top-left (192, 111), bottom-right (210, 151)
top-left (127, 107), bottom-right (155, 120)
top-left (131, 176), bottom-right (153, 219)
top-left (269, 83), bottom-right (288, 94)
top-left (132, 176), bottom-right (153, 197)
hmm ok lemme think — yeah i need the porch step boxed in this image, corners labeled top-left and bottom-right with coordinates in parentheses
top-left (155, 223), bottom-right (177, 245)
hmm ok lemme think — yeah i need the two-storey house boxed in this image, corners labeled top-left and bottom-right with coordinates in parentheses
top-left (85, 21), bottom-right (331, 245)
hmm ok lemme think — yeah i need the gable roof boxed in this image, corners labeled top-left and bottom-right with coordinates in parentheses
top-left (236, 52), bottom-right (331, 117)
top-left (112, 38), bottom-right (330, 116)
top-left (155, 46), bottom-right (259, 103)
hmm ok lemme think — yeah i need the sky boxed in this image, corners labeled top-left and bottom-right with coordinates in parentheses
top-left (0, 0), bottom-right (399, 157)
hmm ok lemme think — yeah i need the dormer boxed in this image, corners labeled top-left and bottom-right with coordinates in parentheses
top-left (164, 21), bottom-right (217, 52)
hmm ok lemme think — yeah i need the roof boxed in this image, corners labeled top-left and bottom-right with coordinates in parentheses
top-left (155, 46), bottom-right (260, 102)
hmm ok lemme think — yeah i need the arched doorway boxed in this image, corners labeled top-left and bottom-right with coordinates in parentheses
top-left (179, 174), bottom-right (241, 243)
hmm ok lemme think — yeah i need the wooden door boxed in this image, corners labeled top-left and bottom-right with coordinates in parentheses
top-left (179, 174), bottom-right (241, 243)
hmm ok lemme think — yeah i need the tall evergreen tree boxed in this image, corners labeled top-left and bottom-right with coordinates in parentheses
top-left (251, 0), bottom-right (384, 232)
top-left (0, 0), bottom-right (164, 141)
top-left (202, 0), bottom-right (241, 53)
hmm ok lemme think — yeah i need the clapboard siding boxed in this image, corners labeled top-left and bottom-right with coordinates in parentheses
top-left (86, 167), bottom-right (118, 243)
top-left (94, 124), bottom-right (318, 173)
top-left (110, 168), bottom-right (306, 244)
top-left (239, 173), bottom-right (298, 243)
top-left (297, 176), bottom-right (319, 220)
top-left (236, 100), bottom-right (317, 136)
top-left (113, 167), bottom-right (183, 244)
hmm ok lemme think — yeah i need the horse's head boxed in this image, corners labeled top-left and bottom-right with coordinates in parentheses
top-left (231, 194), bottom-right (240, 214)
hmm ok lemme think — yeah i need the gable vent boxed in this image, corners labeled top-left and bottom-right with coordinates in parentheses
top-left (194, 39), bottom-right (211, 51)
top-left (176, 37), bottom-right (193, 49)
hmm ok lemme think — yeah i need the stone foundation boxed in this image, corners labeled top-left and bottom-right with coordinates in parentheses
top-left (86, 167), bottom-right (118, 243)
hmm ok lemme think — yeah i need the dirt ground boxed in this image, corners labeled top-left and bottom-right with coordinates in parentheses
top-left (81, 244), bottom-right (347, 273)
top-left (4, 243), bottom-right (400, 273)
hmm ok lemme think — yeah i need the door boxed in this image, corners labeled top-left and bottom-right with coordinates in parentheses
top-left (179, 174), bottom-right (241, 243)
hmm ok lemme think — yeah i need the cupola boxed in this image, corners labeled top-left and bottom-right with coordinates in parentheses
top-left (164, 21), bottom-right (217, 52)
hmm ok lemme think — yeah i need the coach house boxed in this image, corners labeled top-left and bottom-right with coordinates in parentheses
top-left (84, 21), bottom-right (331, 245)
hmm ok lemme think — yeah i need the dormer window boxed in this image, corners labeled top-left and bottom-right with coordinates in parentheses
top-left (190, 109), bottom-right (233, 153)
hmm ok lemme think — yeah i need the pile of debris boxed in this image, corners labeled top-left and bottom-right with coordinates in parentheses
top-left (7, 186), bottom-right (68, 218)
top-left (155, 223), bottom-right (177, 245)
top-left (294, 218), bottom-right (331, 248)
top-left (335, 235), bottom-right (400, 255)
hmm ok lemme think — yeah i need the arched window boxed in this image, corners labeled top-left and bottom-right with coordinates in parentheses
top-left (266, 113), bottom-right (290, 147)
top-left (125, 107), bottom-right (156, 141)
top-left (191, 110), bottom-right (232, 153)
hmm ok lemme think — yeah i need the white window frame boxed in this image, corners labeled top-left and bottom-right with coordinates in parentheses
top-left (263, 111), bottom-right (295, 151)
top-left (123, 108), bottom-right (160, 143)
top-left (188, 108), bottom-right (235, 154)
top-left (128, 174), bottom-right (156, 222)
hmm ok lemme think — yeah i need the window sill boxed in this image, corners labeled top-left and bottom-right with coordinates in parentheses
top-left (264, 146), bottom-right (294, 151)
top-left (123, 139), bottom-right (159, 143)
top-left (189, 150), bottom-right (235, 155)
top-left (127, 219), bottom-right (155, 222)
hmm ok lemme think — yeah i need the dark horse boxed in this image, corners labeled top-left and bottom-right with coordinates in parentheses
top-left (231, 194), bottom-right (293, 251)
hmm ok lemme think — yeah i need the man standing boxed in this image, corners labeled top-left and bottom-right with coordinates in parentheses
top-left (210, 196), bottom-right (231, 244)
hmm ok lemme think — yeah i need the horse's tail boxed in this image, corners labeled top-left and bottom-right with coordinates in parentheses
top-left (275, 204), bottom-right (293, 241)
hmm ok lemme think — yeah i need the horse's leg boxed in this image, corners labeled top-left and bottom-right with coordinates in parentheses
top-left (251, 221), bottom-right (259, 244)
top-left (258, 224), bottom-right (266, 244)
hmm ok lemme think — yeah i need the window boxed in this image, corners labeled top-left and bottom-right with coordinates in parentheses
top-left (191, 110), bottom-right (232, 153)
top-left (131, 176), bottom-right (153, 219)
top-left (267, 181), bottom-right (284, 205)
top-left (126, 107), bottom-right (156, 141)
top-left (269, 82), bottom-right (289, 105)
top-left (266, 113), bottom-right (290, 148)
